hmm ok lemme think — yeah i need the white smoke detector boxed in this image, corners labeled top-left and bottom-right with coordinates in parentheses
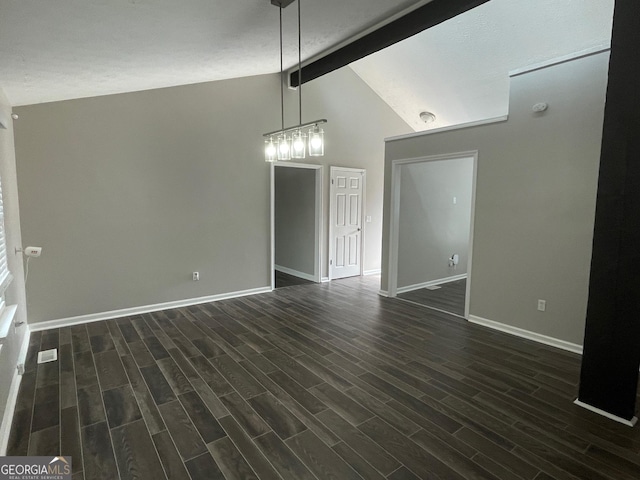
top-left (419, 111), bottom-right (436, 123)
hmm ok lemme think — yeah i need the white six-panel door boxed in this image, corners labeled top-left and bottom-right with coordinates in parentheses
top-left (329, 168), bottom-right (364, 280)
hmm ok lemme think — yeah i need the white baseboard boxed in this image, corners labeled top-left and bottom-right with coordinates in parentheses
top-left (0, 326), bottom-right (31, 455)
top-left (274, 265), bottom-right (317, 283)
top-left (468, 315), bottom-right (583, 355)
top-left (30, 286), bottom-right (272, 332)
top-left (378, 290), bottom-right (390, 297)
top-left (321, 277), bottom-right (330, 283)
top-left (574, 399), bottom-right (638, 427)
top-left (363, 269), bottom-right (382, 276)
top-left (396, 274), bottom-right (467, 295)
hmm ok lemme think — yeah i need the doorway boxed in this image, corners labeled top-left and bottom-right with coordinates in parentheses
top-left (271, 163), bottom-right (323, 290)
top-left (329, 167), bottom-right (365, 280)
top-left (388, 152), bottom-right (477, 318)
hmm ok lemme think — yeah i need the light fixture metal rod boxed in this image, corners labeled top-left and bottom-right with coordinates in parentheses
top-left (279, 5), bottom-right (285, 131)
top-left (297, 0), bottom-right (302, 125)
top-left (262, 119), bottom-right (327, 138)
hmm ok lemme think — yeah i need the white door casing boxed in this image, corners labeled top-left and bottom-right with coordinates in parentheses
top-left (329, 167), bottom-right (364, 280)
top-left (270, 163), bottom-right (323, 290)
top-left (387, 151), bottom-right (478, 319)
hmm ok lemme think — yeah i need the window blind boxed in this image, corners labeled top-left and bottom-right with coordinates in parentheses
top-left (0, 175), bottom-right (11, 294)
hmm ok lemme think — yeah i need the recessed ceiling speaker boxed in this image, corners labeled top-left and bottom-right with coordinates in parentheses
top-left (420, 111), bottom-right (436, 123)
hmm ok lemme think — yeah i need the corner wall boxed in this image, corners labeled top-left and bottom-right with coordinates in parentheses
top-left (274, 167), bottom-right (316, 278)
top-left (382, 50), bottom-right (609, 345)
top-left (15, 75), bottom-right (280, 324)
top-left (397, 157), bottom-right (473, 289)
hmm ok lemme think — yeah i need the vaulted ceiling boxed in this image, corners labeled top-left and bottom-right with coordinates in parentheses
top-left (351, 0), bottom-right (614, 131)
top-left (0, 0), bottom-right (613, 130)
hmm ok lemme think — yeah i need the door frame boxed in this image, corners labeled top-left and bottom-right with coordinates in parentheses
top-left (387, 151), bottom-right (477, 319)
top-left (328, 166), bottom-right (366, 281)
top-left (270, 162), bottom-right (323, 290)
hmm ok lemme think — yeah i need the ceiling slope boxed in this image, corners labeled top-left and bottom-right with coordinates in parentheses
top-left (350, 0), bottom-right (614, 131)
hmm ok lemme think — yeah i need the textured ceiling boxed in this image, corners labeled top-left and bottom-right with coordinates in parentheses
top-left (0, 0), bottom-right (614, 126)
top-left (0, 0), bottom-right (426, 106)
top-left (350, 0), bottom-right (614, 131)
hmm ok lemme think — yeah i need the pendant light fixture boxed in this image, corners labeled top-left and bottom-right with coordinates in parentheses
top-left (263, 0), bottom-right (326, 162)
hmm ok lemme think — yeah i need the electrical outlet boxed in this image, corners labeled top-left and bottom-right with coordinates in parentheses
top-left (24, 246), bottom-right (42, 257)
top-left (537, 299), bottom-right (546, 312)
top-left (193, 272), bottom-right (200, 281)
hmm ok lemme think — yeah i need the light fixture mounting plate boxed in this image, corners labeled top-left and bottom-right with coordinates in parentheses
top-left (271, 0), bottom-right (295, 7)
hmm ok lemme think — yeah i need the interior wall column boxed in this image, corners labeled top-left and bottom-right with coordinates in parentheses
top-left (577, 0), bottom-right (640, 423)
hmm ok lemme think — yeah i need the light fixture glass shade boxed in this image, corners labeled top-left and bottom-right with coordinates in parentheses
top-left (308, 126), bottom-right (324, 157)
top-left (277, 134), bottom-right (291, 161)
top-left (291, 130), bottom-right (306, 159)
top-left (265, 137), bottom-right (277, 162)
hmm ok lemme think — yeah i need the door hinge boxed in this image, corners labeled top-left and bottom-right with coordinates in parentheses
top-left (331, 179), bottom-right (334, 185)
top-left (330, 259), bottom-right (333, 265)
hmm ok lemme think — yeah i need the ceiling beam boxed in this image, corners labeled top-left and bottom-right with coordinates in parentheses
top-left (290, 0), bottom-right (490, 87)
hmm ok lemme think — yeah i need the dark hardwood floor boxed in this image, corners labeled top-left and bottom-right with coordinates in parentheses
top-left (275, 270), bottom-right (314, 289)
top-left (8, 276), bottom-right (640, 479)
top-left (398, 279), bottom-right (466, 317)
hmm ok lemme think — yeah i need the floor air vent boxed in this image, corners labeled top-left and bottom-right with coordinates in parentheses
top-left (37, 348), bottom-right (58, 364)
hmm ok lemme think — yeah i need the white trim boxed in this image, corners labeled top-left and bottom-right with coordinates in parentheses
top-left (29, 286), bottom-right (272, 332)
top-left (270, 163), bottom-right (275, 290)
top-left (329, 167), bottom-right (366, 281)
top-left (573, 399), bottom-right (638, 428)
top-left (274, 265), bottom-right (316, 283)
top-left (465, 153), bottom-right (478, 320)
top-left (468, 315), bottom-right (583, 355)
top-left (509, 44), bottom-right (611, 78)
top-left (396, 274), bottom-right (467, 294)
top-left (385, 116), bottom-right (508, 143)
top-left (321, 277), bottom-right (330, 283)
top-left (271, 163), bottom-right (324, 286)
top-left (363, 269), bottom-right (381, 276)
top-left (0, 304), bottom-right (18, 340)
top-left (387, 151), bottom-right (478, 324)
top-left (378, 290), bottom-right (389, 297)
top-left (0, 326), bottom-right (31, 455)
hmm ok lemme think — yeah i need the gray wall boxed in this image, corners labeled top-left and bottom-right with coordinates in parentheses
top-left (15, 65), bottom-right (410, 324)
top-left (0, 87), bottom-right (28, 441)
top-left (274, 166), bottom-right (316, 277)
top-left (382, 51), bottom-right (609, 345)
top-left (15, 75), bottom-right (279, 323)
top-left (283, 67), bottom-right (412, 277)
top-left (397, 157), bottom-right (473, 289)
